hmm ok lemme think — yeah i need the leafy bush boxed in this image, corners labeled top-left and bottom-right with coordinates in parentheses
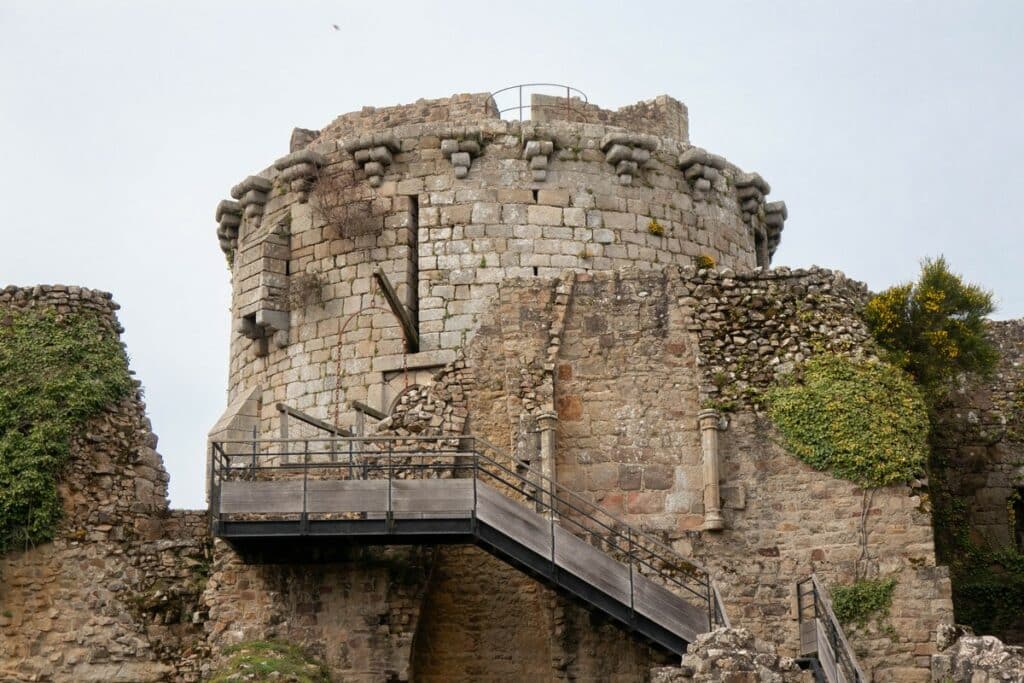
top-left (209, 641), bottom-right (330, 683)
top-left (766, 354), bottom-right (929, 488)
top-left (863, 256), bottom-right (996, 392)
top-left (0, 309), bottom-right (133, 552)
top-left (831, 577), bottom-right (897, 627)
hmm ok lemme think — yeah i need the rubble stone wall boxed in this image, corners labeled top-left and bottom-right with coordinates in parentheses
top-left (0, 286), bottom-right (211, 683)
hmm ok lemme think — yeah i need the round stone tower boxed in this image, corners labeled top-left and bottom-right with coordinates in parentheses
top-left (213, 90), bottom-right (787, 431)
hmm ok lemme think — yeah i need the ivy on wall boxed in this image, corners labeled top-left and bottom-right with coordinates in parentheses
top-left (831, 577), bottom-right (897, 628)
top-left (766, 354), bottom-right (929, 488)
top-left (0, 309), bottom-right (133, 553)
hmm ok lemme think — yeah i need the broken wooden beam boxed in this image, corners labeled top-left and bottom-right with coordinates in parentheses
top-left (373, 268), bottom-right (420, 353)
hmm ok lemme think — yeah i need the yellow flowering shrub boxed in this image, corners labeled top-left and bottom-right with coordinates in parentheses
top-left (863, 256), bottom-right (996, 392)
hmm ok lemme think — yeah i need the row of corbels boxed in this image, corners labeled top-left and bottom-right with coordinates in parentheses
top-left (214, 176), bottom-right (273, 259)
top-left (678, 146), bottom-right (729, 193)
top-left (600, 132), bottom-right (659, 185)
top-left (343, 133), bottom-right (401, 187)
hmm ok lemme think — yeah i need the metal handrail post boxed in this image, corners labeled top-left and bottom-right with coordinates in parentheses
top-left (387, 441), bottom-right (393, 530)
top-left (627, 527), bottom-right (635, 618)
top-left (301, 440), bottom-right (309, 533)
top-left (706, 575), bottom-right (714, 629)
top-left (472, 451), bottom-right (478, 516)
top-left (251, 426), bottom-right (257, 472)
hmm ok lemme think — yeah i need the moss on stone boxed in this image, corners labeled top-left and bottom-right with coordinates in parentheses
top-left (766, 354), bottom-right (929, 488)
top-left (0, 308), bottom-right (133, 552)
top-left (209, 641), bottom-right (330, 683)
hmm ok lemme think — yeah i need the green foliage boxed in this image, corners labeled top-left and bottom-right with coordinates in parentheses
top-left (831, 577), bottom-right (897, 627)
top-left (209, 640), bottom-right (330, 683)
top-left (766, 354), bottom-right (929, 488)
top-left (864, 256), bottom-right (997, 393)
top-left (0, 309), bottom-right (133, 552)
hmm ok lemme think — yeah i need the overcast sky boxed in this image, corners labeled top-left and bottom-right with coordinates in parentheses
top-left (2, 1), bottom-right (1021, 508)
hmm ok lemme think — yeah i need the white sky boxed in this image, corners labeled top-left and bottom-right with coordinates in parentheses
top-left (2, 1), bottom-right (1021, 508)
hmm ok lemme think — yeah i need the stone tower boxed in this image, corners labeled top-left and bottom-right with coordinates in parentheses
top-left (206, 91), bottom-right (951, 682)
top-left (212, 91), bottom-right (786, 432)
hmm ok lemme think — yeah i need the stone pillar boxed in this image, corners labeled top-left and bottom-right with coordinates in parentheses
top-left (699, 409), bottom-right (725, 531)
top-left (538, 412), bottom-right (559, 514)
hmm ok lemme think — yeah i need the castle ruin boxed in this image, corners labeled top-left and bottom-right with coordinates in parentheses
top-left (2, 88), bottom-right (1022, 682)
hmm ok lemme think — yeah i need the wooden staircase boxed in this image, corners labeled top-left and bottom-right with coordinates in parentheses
top-left (210, 435), bottom-right (728, 654)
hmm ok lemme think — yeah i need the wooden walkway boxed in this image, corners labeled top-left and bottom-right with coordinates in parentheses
top-left (217, 477), bottom-right (711, 652)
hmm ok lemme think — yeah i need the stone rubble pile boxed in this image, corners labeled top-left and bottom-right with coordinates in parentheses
top-left (932, 625), bottom-right (1024, 682)
top-left (650, 628), bottom-right (807, 682)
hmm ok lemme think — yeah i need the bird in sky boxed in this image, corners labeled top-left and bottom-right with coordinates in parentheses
top-left (332, 24), bottom-right (340, 31)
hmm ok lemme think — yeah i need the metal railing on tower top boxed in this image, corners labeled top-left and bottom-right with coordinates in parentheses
top-left (489, 83), bottom-right (589, 122)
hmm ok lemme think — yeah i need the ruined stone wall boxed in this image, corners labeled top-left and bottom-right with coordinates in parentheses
top-left (0, 286), bottom-right (211, 683)
top-left (931, 319), bottom-right (1024, 644)
top-left (392, 269), bottom-right (951, 682)
top-left (673, 268), bottom-right (952, 682)
top-left (204, 543), bottom-right (433, 683)
top-left (530, 93), bottom-right (690, 142)
top-left (933, 320), bottom-right (1024, 550)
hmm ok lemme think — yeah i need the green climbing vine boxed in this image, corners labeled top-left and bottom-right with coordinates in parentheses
top-left (0, 308), bottom-right (133, 553)
top-left (766, 354), bottom-right (929, 488)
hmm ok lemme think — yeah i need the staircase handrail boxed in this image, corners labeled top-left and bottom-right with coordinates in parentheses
top-left (796, 574), bottom-right (867, 683)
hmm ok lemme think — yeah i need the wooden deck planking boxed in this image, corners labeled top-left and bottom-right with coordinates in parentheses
top-left (221, 480), bottom-right (303, 514)
top-left (306, 480), bottom-right (387, 513)
top-left (816, 619), bottom-right (844, 683)
top-left (632, 572), bottom-right (707, 640)
top-left (800, 618), bottom-right (818, 656)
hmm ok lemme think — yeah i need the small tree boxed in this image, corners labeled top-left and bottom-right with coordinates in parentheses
top-left (863, 256), bottom-right (997, 392)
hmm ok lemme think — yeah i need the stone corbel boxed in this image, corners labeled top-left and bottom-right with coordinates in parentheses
top-left (699, 408), bottom-right (725, 531)
top-left (215, 199), bottom-right (242, 260)
top-left (678, 146), bottom-right (728, 193)
top-left (273, 149), bottom-right (327, 200)
top-left (734, 172), bottom-right (771, 221)
top-left (343, 133), bottom-right (401, 188)
top-left (523, 138), bottom-right (555, 181)
top-left (763, 201), bottom-right (787, 258)
top-left (440, 134), bottom-right (482, 179)
top-left (230, 176), bottom-right (273, 228)
top-left (601, 132), bottom-right (659, 185)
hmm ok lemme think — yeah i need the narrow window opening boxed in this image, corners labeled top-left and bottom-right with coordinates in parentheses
top-left (285, 260), bottom-right (291, 276)
top-left (533, 266), bottom-right (539, 276)
top-left (532, 189), bottom-right (539, 202)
